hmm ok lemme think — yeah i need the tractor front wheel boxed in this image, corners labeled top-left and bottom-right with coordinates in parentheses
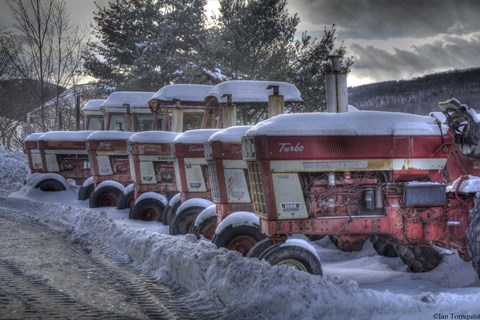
top-left (396, 245), bottom-right (443, 272)
top-left (467, 193), bottom-right (480, 279)
top-left (262, 242), bottom-right (323, 275)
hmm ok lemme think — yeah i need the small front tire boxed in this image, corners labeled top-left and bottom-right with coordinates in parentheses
top-left (262, 243), bottom-right (323, 275)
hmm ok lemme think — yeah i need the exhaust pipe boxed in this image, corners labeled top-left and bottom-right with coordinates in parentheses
top-left (267, 85), bottom-right (284, 118)
top-left (325, 55), bottom-right (348, 113)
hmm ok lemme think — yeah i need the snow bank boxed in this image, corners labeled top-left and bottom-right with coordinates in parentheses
top-left (0, 146), bottom-right (29, 198)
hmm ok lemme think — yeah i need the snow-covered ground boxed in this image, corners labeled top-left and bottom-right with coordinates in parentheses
top-left (1, 146), bottom-right (480, 319)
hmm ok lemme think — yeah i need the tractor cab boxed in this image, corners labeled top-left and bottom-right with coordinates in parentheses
top-left (24, 133), bottom-right (44, 175)
top-left (81, 99), bottom-right (105, 130)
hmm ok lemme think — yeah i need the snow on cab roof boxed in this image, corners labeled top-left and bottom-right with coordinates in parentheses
top-left (246, 111), bottom-right (448, 137)
top-left (24, 133), bottom-right (44, 142)
top-left (173, 129), bottom-right (220, 144)
top-left (129, 131), bottom-right (180, 144)
top-left (39, 131), bottom-right (95, 141)
top-left (205, 80), bottom-right (302, 104)
top-left (150, 84), bottom-right (214, 103)
top-left (101, 91), bottom-right (155, 113)
top-left (81, 99), bottom-right (106, 112)
top-left (87, 131), bottom-right (134, 141)
top-left (209, 126), bottom-right (252, 143)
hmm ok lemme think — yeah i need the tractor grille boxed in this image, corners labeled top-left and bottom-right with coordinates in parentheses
top-left (208, 162), bottom-right (220, 200)
top-left (248, 161), bottom-right (266, 216)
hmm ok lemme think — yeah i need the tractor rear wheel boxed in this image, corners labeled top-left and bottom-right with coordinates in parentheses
top-left (89, 186), bottom-right (122, 208)
top-left (78, 184), bottom-right (94, 201)
top-left (395, 245), bottom-right (443, 272)
top-left (163, 201), bottom-right (181, 226)
top-left (213, 225), bottom-right (266, 256)
top-left (246, 238), bottom-right (274, 258)
top-left (370, 235), bottom-right (398, 258)
top-left (169, 206), bottom-right (204, 235)
top-left (191, 215), bottom-right (217, 240)
top-left (467, 193), bottom-right (480, 279)
top-left (129, 198), bottom-right (165, 222)
top-left (262, 243), bottom-right (323, 275)
top-left (329, 235), bottom-right (365, 251)
top-left (36, 179), bottom-right (66, 192)
top-left (117, 188), bottom-right (134, 209)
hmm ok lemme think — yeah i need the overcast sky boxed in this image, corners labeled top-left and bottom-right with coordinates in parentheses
top-left (1, 0), bottom-right (479, 87)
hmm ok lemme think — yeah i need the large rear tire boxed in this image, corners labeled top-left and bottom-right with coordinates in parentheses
top-left (163, 200), bottom-right (181, 226)
top-left (467, 193), bottom-right (480, 278)
top-left (129, 198), bottom-right (165, 222)
top-left (262, 243), bottom-right (323, 275)
top-left (395, 245), bottom-right (443, 272)
top-left (191, 215), bottom-right (217, 240)
top-left (117, 188), bottom-right (134, 209)
top-left (212, 225), bottom-right (266, 256)
top-left (169, 206), bottom-right (205, 235)
top-left (78, 184), bottom-right (94, 201)
top-left (35, 179), bottom-right (66, 192)
top-left (246, 238), bottom-right (274, 258)
top-left (370, 235), bottom-right (398, 258)
top-left (329, 235), bottom-right (365, 252)
top-left (89, 186), bottom-right (122, 208)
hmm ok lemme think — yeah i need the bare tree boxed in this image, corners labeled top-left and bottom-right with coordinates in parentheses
top-left (7, 0), bottom-right (87, 132)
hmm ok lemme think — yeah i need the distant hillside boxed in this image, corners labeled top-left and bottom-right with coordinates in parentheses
top-left (348, 68), bottom-right (480, 115)
top-left (0, 79), bottom-right (63, 122)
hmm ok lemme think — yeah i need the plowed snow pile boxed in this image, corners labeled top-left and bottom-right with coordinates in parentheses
top-left (0, 146), bottom-right (29, 198)
top-left (1, 147), bottom-right (480, 319)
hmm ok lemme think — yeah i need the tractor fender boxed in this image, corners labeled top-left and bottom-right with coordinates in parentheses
top-left (168, 193), bottom-right (181, 208)
top-left (176, 198), bottom-right (214, 214)
top-left (122, 183), bottom-right (134, 196)
top-left (34, 173), bottom-right (69, 190)
top-left (214, 211), bottom-right (259, 236)
top-left (94, 180), bottom-right (124, 193)
top-left (81, 176), bottom-right (94, 188)
top-left (134, 191), bottom-right (168, 207)
top-left (194, 204), bottom-right (217, 227)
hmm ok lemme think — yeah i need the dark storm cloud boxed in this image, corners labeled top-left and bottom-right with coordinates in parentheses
top-left (350, 33), bottom-right (480, 82)
top-left (293, 0), bottom-right (480, 40)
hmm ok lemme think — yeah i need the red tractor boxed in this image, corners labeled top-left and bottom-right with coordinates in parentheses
top-left (81, 91), bottom-right (158, 207)
top-left (213, 98), bottom-right (480, 277)
top-left (23, 99), bottom-right (105, 191)
top-left (126, 84), bottom-right (214, 220)
top-left (165, 80), bottom-right (303, 235)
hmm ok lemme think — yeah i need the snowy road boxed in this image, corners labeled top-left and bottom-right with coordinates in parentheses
top-left (0, 209), bottom-right (223, 320)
